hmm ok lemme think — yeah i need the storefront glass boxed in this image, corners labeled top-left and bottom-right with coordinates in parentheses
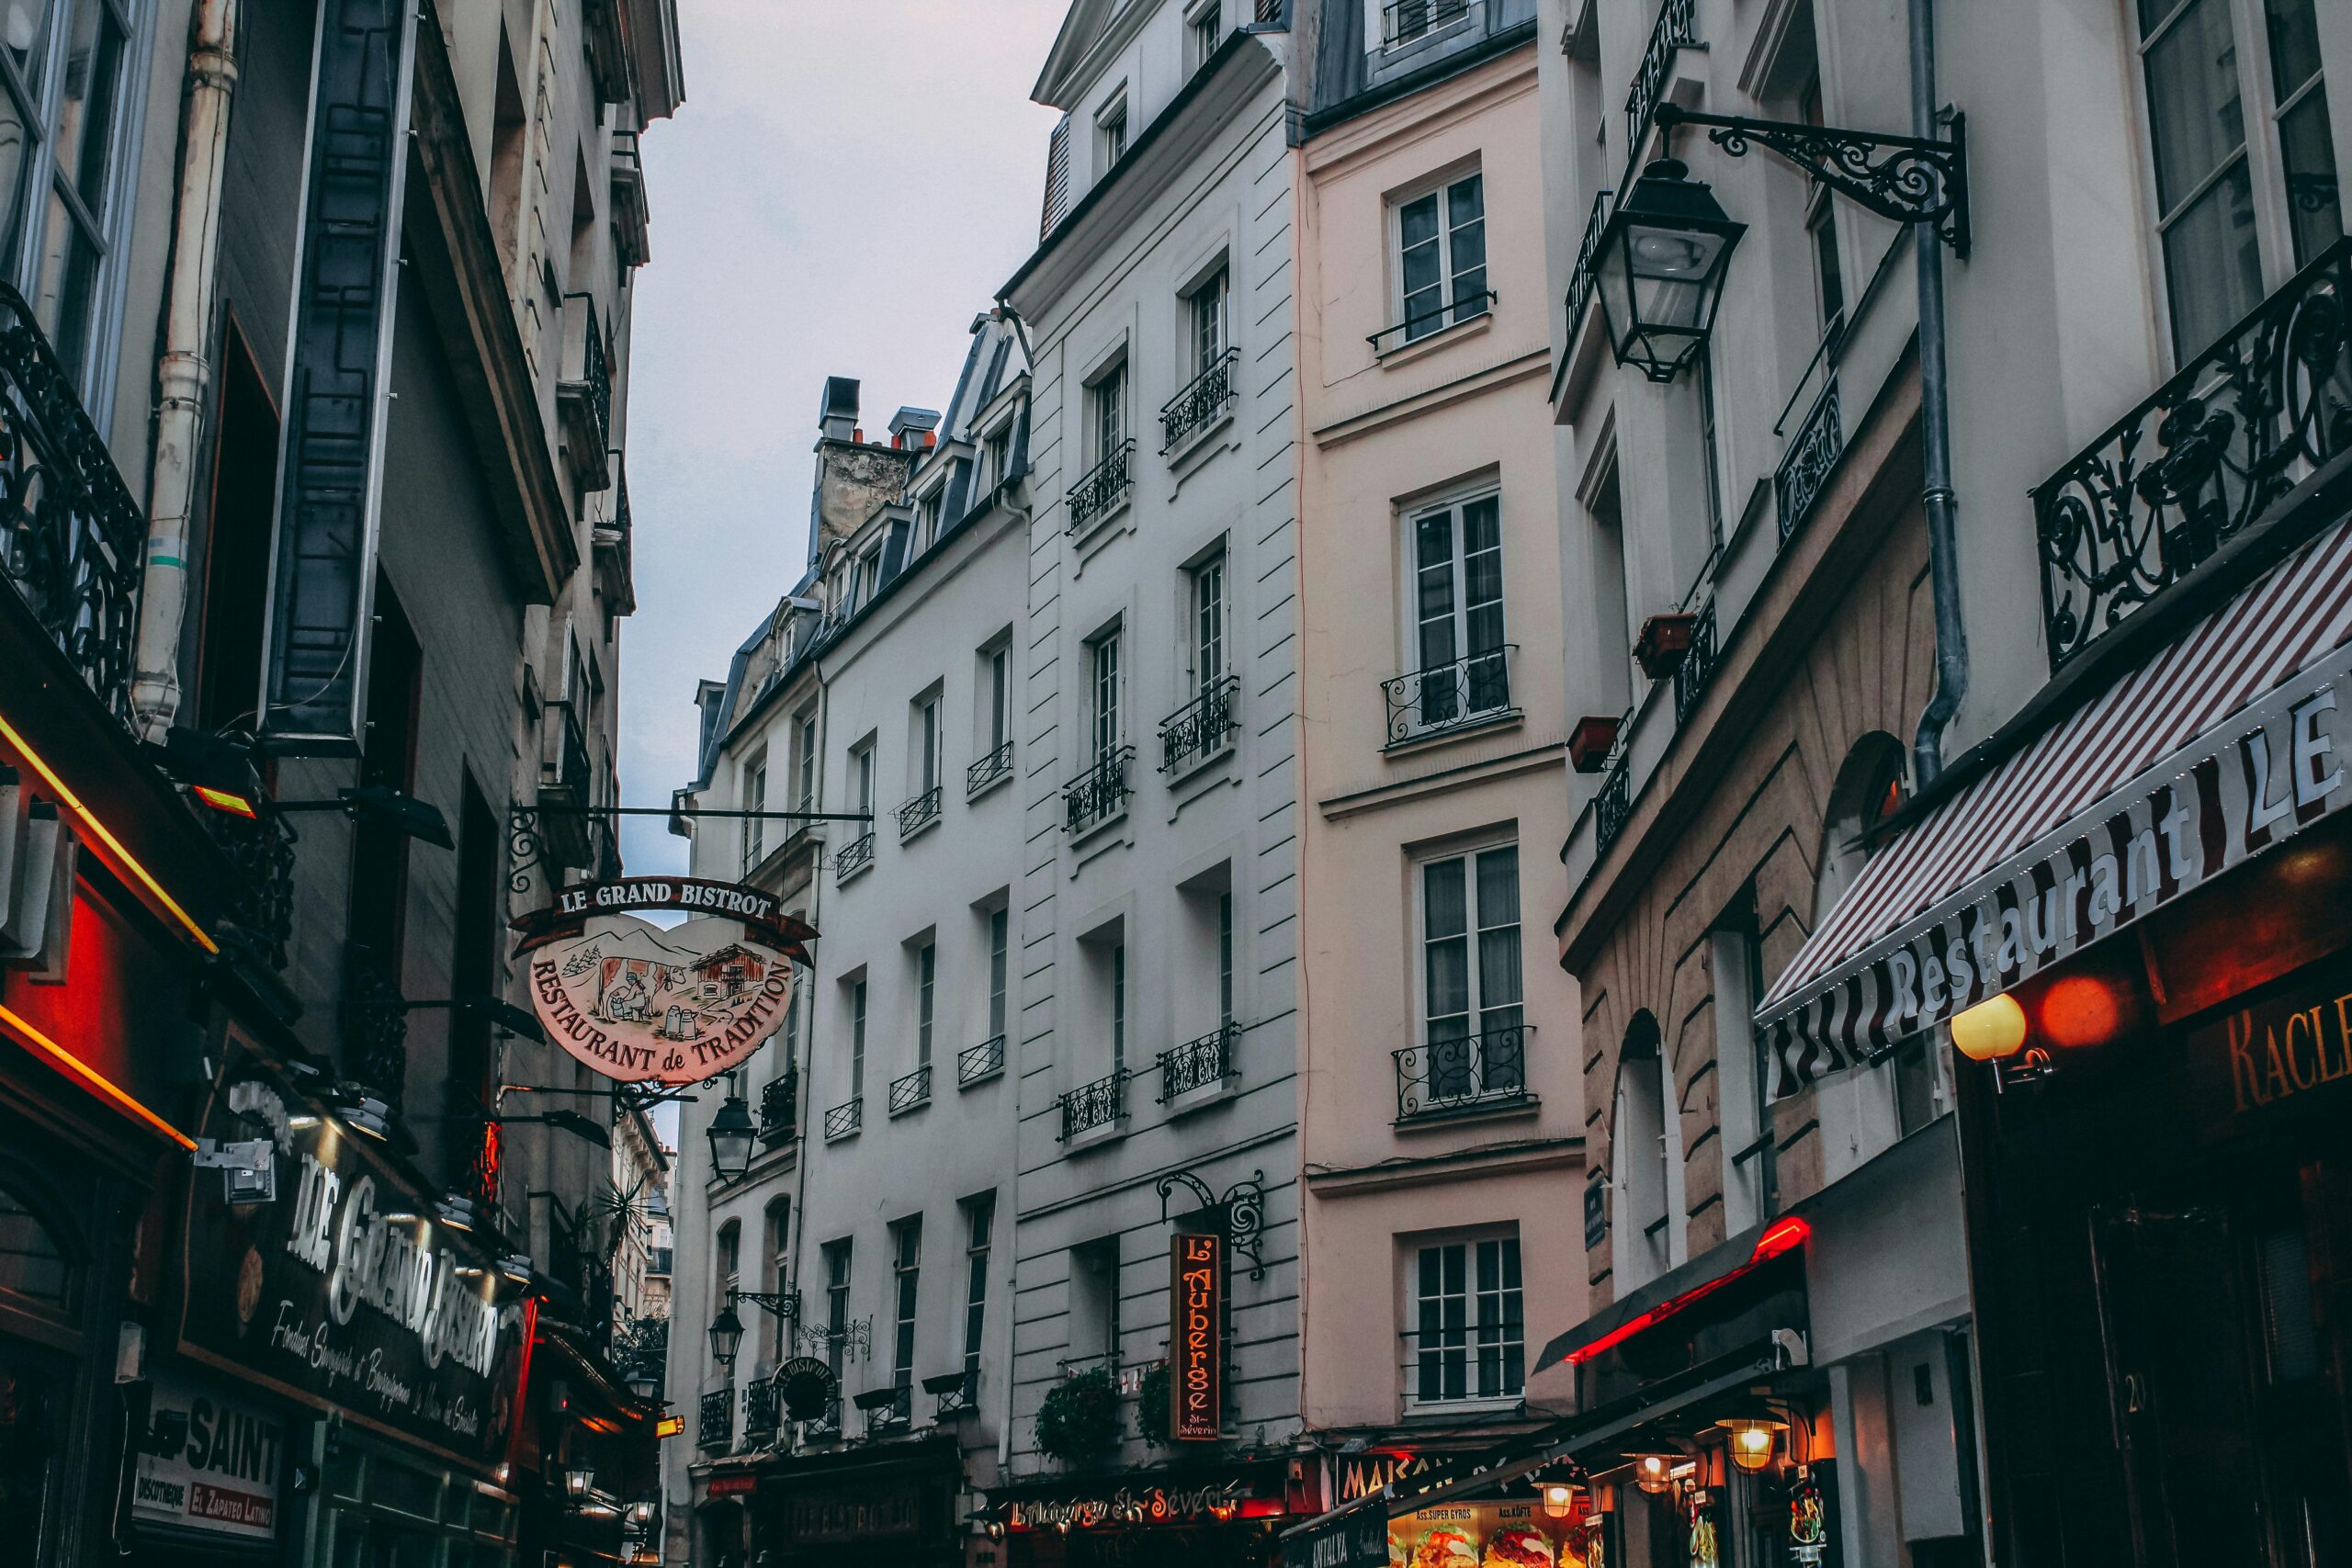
top-left (318, 1434), bottom-right (515, 1568)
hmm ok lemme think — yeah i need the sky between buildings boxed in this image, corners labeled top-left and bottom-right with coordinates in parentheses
top-left (617, 0), bottom-right (1069, 889)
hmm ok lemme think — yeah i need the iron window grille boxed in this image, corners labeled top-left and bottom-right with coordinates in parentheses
top-left (1157, 1022), bottom-right (1238, 1102)
top-left (1382, 646), bottom-right (1515, 744)
top-left (1067, 438), bottom-right (1136, 534)
top-left (1591, 713), bottom-right (1634, 855)
top-left (558, 291), bottom-right (614, 491)
top-left (1775, 378), bottom-right (1844, 546)
top-left (742, 1379), bottom-right (780, 1438)
top-left (1623, 0), bottom-right (1698, 168)
top-left (888, 1066), bottom-right (932, 1116)
top-left (1394, 1024), bottom-right (1533, 1120)
top-left (1159, 674), bottom-right (1240, 773)
top-left (698, 1388), bottom-right (733, 1450)
top-left (1563, 189), bottom-right (1613, 344)
top-left (1382, 0), bottom-right (1467, 47)
top-left (1159, 346), bottom-right (1239, 452)
top-left (927, 1369), bottom-right (979, 1420)
top-left (1369, 289), bottom-right (1496, 355)
top-left (823, 1099), bottom-right (863, 1142)
top-left (967, 740), bottom-right (1014, 795)
top-left (959, 1035), bottom-right (1007, 1086)
top-left (758, 1073), bottom-right (798, 1147)
top-left (1057, 1069), bottom-right (1129, 1141)
top-left (896, 786), bottom-right (943, 840)
top-left (1671, 599), bottom-right (1719, 729)
top-left (834, 830), bottom-right (876, 881)
top-left (1063, 746), bottom-right (1135, 835)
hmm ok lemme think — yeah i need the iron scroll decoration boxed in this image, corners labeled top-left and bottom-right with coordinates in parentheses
top-left (1653, 104), bottom-right (1970, 258)
top-left (1156, 1169), bottom-right (1266, 1281)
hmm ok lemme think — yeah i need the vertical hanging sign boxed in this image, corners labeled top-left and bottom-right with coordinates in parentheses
top-left (254, 0), bottom-right (420, 754)
top-left (1170, 1235), bottom-right (1222, 1441)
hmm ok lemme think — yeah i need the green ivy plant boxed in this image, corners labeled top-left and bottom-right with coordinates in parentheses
top-left (1035, 1367), bottom-right (1122, 1465)
top-left (1136, 1362), bottom-right (1171, 1447)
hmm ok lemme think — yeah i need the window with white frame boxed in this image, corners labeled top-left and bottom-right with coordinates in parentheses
top-left (792, 709), bottom-right (819, 812)
top-left (1382, 0), bottom-right (1470, 49)
top-left (1406, 492), bottom-right (1508, 728)
top-left (849, 977), bottom-right (868, 1098)
top-left (889, 1217), bottom-right (921, 1403)
top-left (2132, 0), bottom-right (2339, 361)
top-left (852, 737), bottom-right (876, 814)
top-left (1800, 78), bottom-right (1846, 332)
top-left (1096, 93), bottom-right (1128, 170)
top-left (1419, 844), bottom-right (1524, 1100)
top-left (914, 693), bottom-right (942, 797)
top-left (1111, 941), bottom-right (1128, 1070)
top-left (916, 942), bottom-right (936, 1071)
top-left (961, 1193), bottom-right (994, 1386)
top-left (1188, 1), bottom-right (1222, 72)
top-left (917, 486), bottom-right (945, 548)
top-left (1089, 358), bottom-right (1128, 467)
top-left (1089, 626), bottom-right (1123, 759)
top-left (1711, 895), bottom-right (1774, 1236)
top-left (741, 750), bottom-right (768, 871)
top-left (986, 643), bottom-right (1012, 755)
top-left (1217, 892), bottom-right (1235, 1026)
top-left (1394, 169), bottom-right (1487, 343)
top-left (984, 426), bottom-right (1012, 491)
top-left (1192, 552), bottom-right (1226, 695)
top-left (822, 1239), bottom-right (853, 1386)
top-left (1188, 263), bottom-right (1229, 378)
top-left (1408, 1232), bottom-right (1523, 1407)
top-left (987, 907), bottom-right (1009, 1040)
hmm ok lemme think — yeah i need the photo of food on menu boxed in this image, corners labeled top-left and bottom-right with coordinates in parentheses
top-left (1389, 1501), bottom-right (1589, 1568)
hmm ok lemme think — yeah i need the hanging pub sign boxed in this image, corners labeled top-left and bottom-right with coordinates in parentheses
top-left (510, 877), bottom-right (817, 1085)
top-left (175, 1059), bottom-right (528, 1471)
top-left (1171, 1234), bottom-right (1222, 1441)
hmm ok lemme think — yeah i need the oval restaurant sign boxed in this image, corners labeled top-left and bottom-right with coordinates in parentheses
top-left (511, 877), bottom-right (817, 1084)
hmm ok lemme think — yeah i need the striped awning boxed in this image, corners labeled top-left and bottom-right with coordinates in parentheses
top-left (1756, 515), bottom-right (2352, 1097)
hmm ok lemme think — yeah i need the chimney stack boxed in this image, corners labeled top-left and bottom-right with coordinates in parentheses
top-left (819, 376), bottom-right (859, 442)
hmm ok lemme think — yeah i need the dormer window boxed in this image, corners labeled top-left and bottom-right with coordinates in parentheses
top-left (1188, 1), bottom-right (1222, 71)
top-left (1097, 94), bottom-right (1129, 172)
top-left (1382, 0), bottom-right (1469, 49)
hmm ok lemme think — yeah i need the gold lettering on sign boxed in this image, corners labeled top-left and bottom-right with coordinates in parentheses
top-left (2223, 987), bottom-right (2352, 1112)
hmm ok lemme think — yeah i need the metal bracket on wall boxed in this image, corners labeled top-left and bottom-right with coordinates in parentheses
top-left (507, 801), bottom-right (876, 902)
top-left (1157, 1168), bottom-right (1268, 1281)
top-left (1655, 104), bottom-right (1971, 257)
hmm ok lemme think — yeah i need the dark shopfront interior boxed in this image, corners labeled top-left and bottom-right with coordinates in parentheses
top-left (1972, 813), bottom-right (2352, 1568)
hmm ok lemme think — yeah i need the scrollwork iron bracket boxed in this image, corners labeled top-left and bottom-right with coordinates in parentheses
top-left (1157, 1168), bottom-right (1268, 1281)
top-left (1656, 105), bottom-right (1970, 257)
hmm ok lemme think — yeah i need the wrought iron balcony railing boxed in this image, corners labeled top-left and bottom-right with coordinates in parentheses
top-left (1623, 0), bottom-right (1697, 165)
top-left (759, 1072), bottom-right (798, 1146)
top-left (743, 1378), bottom-right (780, 1438)
top-left (857, 1383), bottom-right (914, 1436)
top-left (888, 1065), bottom-right (932, 1116)
top-left (698, 1387), bottom-right (733, 1450)
top-left (558, 292), bottom-right (613, 491)
top-left (803, 1397), bottom-right (844, 1440)
top-left (1057, 1069), bottom-right (1129, 1142)
top-left (1369, 289), bottom-right (1496, 354)
top-left (340, 942), bottom-right (409, 1109)
top-left (1776, 378), bottom-right (1844, 547)
top-left (1159, 674), bottom-right (1239, 773)
top-left (959, 1034), bottom-right (1006, 1085)
top-left (204, 808), bottom-right (297, 972)
top-left (823, 1098), bottom-right (863, 1141)
top-left (648, 1247), bottom-right (673, 1276)
top-left (896, 785), bottom-right (943, 839)
top-left (1382, 0), bottom-right (1467, 46)
top-left (1159, 347), bottom-right (1238, 452)
top-left (1158, 1022), bottom-right (1238, 1101)
top-left (1382, 645), bottom-right (1515, 745)
top-left (967, 739), bottom-right (1014, 795)
top-left (835, 829), bottom-right (876, 881)
top-left (1592, 716), bottom-right (1634, 856)
top-left (1671, 598), bottom-right (1718, 728)
top-left (1394, 1023), bottom-right (1533, 1121)
top-left (927, 1368), bottom-right (979, 1420)
top-left (1063, 746), bottom-right (1134, 835)
top-left (1067, 439), bottom-right (1135, 534)
top-left (0, 284), bottom-right (144, 727)
top-left (1563, 190), bottom-right (1613, 346)
top-left (2035, 237), bottom-right (2352, 671)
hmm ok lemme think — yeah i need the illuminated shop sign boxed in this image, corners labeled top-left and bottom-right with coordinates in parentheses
top-left (130, 1374), bottom-right (285, 1545)
top-left (1171, 1235), bottom-right (1222, 1441)
top-left (1008, 1478), bottom-right (1250, 1531)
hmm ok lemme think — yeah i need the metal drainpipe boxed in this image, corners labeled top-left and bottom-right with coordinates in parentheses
top-left (1907, 0), bottom-right (1968, 786)
top-left (131, 0), bottom-right (240, 739)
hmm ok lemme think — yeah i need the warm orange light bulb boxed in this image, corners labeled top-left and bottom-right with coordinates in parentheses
top-left (2040, 975), bottom-right (2121, 1049)
top-left (1951, 993), bottom-right (2028, 1061)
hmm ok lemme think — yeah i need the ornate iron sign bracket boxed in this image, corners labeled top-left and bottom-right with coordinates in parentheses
top-left (1157, 1168), bottom-right (1267, 1281)
top-left (1656, 104), bottom-right (1970, 257)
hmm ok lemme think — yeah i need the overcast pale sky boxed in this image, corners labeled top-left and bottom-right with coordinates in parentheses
top-left (615, 0), bottom-right (1069, 887)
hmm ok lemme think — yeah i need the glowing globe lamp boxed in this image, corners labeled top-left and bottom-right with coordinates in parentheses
top-left (1950, 994), bottom-right (2028, 1062)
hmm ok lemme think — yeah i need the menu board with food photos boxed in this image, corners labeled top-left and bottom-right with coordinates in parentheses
top-left (1389, 1501), bottom-right (1589, 1568)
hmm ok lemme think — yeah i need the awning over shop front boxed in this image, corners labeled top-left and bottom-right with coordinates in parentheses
top-left (1757, 514), bottom-right (2352, 1095)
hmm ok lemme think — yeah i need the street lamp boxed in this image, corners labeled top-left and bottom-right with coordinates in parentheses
top-left (707, 1300), bottom-right (744, 1371)
top-left (706, 1093), bottom-right (756, 1182)
top-left (1591, 157), bottom-right (1747, 383)
top-left (565, 1463), bottom-right (594, 1505)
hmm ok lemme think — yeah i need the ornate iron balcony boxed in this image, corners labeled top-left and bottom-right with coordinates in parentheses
top-left (1776, 378), bottom-right (1844, 546)
top-left (2036, 238), bottom-right (2352, 671)
top-left (698, 1387), bottom-right (733, 1450)
top-left (928, 1368), bottom-right (979, 1420)
top-left (1369, 289), bottom-right (1496, 354)
top-left (1159, 347), bottom-right (1238, 453)
top-left (1564, 190), bottom-right (1613, 346)
top-left (1159, 674), bottom-right (1239, 773)
top-left (835, 830), bottom-right (876, 881)
top-left (803, 1397), bottom-right (843, 1440)
top-left (1593, 743), bottom-right (1633, 856)
top-left (1382, 0), bottom-right (1467, 46)
top-left (759, 1072), bottom-right (798, 1146)
top-left (0, 285), bottom-right (144, 727)
top-left (823, 1098), bottom-right (863, 1141)
top-left (1057, 1069), bottom-right (1129, 1142)
top-left (339, 942), bottom-right (409, 1110)
top-left (959, 1034), bottom-right (1006, 1085)
top-left (1067, 439), bottom-right (1135, 534)
top-left (1158, 1022), bottom-right (1238, 1101)
top-left (896, 785), bottom-right (943, 839)
top-left (1394, 1023), bottom-right (1533, 1121)
top-left (888, 1065), bottom-right (932, 1116)
top-left (967, 739), bottom-right (1014, 795)
top-left (558, 291), bottom-right (613, 491)
top-left (743, 1378), bottom-right (780, 1438)
top-left (1063, 746), bottom-right (1135, 835)
top-left (1624, 0), bottom-right (1697, 164)
top-left (1671, 598), bottom-right (1718, 728)
top-left (1382, 645), bottom-right (1515, 745)
top-left (204, 808), bottom-right (297, 972)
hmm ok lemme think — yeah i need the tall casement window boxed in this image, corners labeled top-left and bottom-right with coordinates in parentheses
top-left (984, 426), bottom-right (1012, 491)
top-left (1395, 170), bottom-right (1487, 343)
top-left (1090, 627), bottom-right (1123, 759)
top-left (961, 1193), bottom-right (994, 1388)
top-left (987, 644), bottom-right (1011, 755)
top-left (988, 908), bottom-right (1010, 1040)
top-left (2133, 0), bottom-right (2339, 360)
top-left (1097, 93), bottom-right (1128, 170)
top-left (1089, 358), bottom-right (1127, 466)
top-left (915, 694), bottom-right (941, 796)
top-left (850, 978), bottom-right (868, 1097)
top-left (1217, 892), bottom-right (1235, 1026)
top-left (741, 750), bottom-right (768, 871)
top-left (792, 710), bottom-right (819, 813)
top-left (1188, 1), bottom-right (1221, 71)
top-left (1408, 492), bottom-right (1508, 727)
top-left (1420, 845), bottom-right (1524, 1099)
top-left (916, 942), bottom-right (936, 1071)
top-left (1697, 348), bottom-right (1726, 547)
top-left (1192, 553), bottom-right (1227, 694)
top-left (1801, 78), bottom-right (1845, 332)
top-left (889, 1218), bottom-right (921, 1404)
top-left (852, 737), bottom-right (875, 815)
top-left (763, 1200), bottom-right (792, 1360)
top-left (1188, 263), bottom-right (1229, 376)
top-left (1111, 942), bottom-right (1128, 1069)
top-left (716, 1220), bottom-right (741, 1314)
top-left (1410, 1234), bottom-right (1524, 1406)
top-left (822, 1240), bottom-right (853, 1391)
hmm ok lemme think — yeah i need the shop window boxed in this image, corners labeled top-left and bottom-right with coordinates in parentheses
top-left (0, 1183), bottom-right (74, 1311)
top-left (1405, 1231), bottom-right (1523, 1409)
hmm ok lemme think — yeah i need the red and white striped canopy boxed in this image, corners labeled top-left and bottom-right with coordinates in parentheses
top-left (1756, 516), bottom-right (2352, 1098)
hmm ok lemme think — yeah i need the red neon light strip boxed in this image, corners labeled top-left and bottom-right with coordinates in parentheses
top-left (1566, 1216), bottom-right (1810, 1365)
top-left (0, 1002), bottom-right (197, 1150)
